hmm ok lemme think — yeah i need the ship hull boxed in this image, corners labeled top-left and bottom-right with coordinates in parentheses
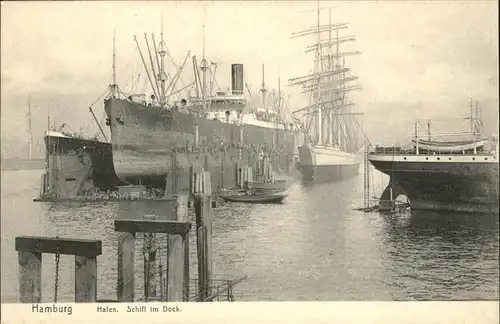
top-left (104, 98), bottom-right (296, 190)
top-left (368, 153), bottom-right (499, 213)
top-left (298, 144), bottom-right (361, 182)
top-left (44, 134), bottom-right (125, 195)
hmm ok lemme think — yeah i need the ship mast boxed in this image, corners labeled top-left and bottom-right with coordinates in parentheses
top-left (315, 1), bottom-right (322, 145)
top-left (158, 14), bottom-right (168, 106)
top-left (260, 64), bottom-right (267, 116)
top-left (469, 97), bottom-right (474, 134)
top-left (200, 8), bottom-right (208, 111)
top-left (110, 30), bottom-right (118, 97)
top-left (27, 94), bottom-right (33, 160)
top-left (278, 76), bottom-right (281, 116)
top-left (327, 9), bottom-right (333, 146)
top-left (289, 5), bottom-right (362, 149)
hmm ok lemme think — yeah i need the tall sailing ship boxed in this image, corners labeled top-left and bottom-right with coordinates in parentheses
top-left (104, 24), bottom-right (297, 192)
top-left (289, 8), bottom-right (363, 182)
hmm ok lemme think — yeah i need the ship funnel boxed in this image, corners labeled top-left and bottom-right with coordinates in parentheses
top-left (231, 64), bottom-right (244, 95)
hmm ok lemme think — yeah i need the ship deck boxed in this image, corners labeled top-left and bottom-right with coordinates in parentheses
top-left (368, 145), bottom-right (496, 157)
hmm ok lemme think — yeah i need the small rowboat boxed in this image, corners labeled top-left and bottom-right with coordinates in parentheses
top-left (219, 192), bottom-right (288, 204)
top-left (248, 180), bottom-right (288, 192)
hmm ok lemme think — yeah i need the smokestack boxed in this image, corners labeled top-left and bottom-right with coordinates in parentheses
top-left (231, 64), bottom-right (244, 95)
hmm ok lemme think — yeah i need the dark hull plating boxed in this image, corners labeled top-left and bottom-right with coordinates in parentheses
top-left (44, 135), bottom-right (125, 190)
top-left (369, 158), bottom-right (499, 213)
top-left (104, 98), bottom-right (296, 189)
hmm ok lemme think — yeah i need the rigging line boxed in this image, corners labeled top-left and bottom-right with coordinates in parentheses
top-left (351, 115), bottom-right (372, 148)
top-left (90, 87), bottom-right (111, 107)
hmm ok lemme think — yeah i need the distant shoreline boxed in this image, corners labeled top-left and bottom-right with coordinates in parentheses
top-left (1, 158), bottom-right (45, 171)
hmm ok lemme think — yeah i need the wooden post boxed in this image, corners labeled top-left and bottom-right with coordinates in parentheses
top-left (15, 236), bottom-right (102, 303)
top-left (192, 170), bottom-right (213, 301)
top-left (172, 151), bottom-right (178, 194)
top-left (174, 194), bottom-right (189, 301)
top-left (75, 255), bottom-right (98, 302)
top-left (262, 156), bottom-right (268, 183)
top-left (234, 161), bottom-right (240, 189)
top-left (18, 251), bottom-right (42, 303)
top-left (221, 149), bottom-right (225, 189)
top-left (241, 165), bottom-right (247, 189)
top-left (194, 124), bottom-right (199, 148)
top-left (117, 232), bottom-right (135, 302)
top-left (196, 226), bottom-right (207, 301)
top-left (167, 195), bottom-right (189, 301)
top-left (114, 219), bottom-right (191, 302)
top-left (248, 166), bottom-right (253, 184)
top-left (239, 165), bottom-right (244, 189)
top-left (143, 232), bottom-right (157, 300)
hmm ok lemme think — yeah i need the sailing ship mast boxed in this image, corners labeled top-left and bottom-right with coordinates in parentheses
top-left (110, 30), bottom-right (118, 98)
top-left (289, 4), bottom-right (362, 152)
top-left (260, 64), bottom-right (267, 117)
top-left (158, 14), bottom-right (168, 105)
top-left (27, 94), bottom-right (33, 160)
top-left (200, 8), bottom-right (208, 111)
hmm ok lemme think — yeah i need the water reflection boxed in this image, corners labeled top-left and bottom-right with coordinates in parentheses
top-left (380, 210), bottom-right (499, 300)
top-left (1, 169), bottom-right (498, 302)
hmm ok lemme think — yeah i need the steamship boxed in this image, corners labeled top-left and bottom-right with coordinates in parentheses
top-left (289, 8), bottom-right (364, 183)
top-left (104, 31), bottom-right (296, 191)
top-left (368, 105), bottom-right (499, 213)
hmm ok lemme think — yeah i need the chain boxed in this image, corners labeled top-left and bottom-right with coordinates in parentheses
top-left (54, 246), bottom-right (60, 303)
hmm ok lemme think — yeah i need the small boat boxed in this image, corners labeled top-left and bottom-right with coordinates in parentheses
top-left (412, 138), bottom-right (487, 153)
top-left (219, 191), bottom-right (288, 204)
top-left (248, 180), bottom-right (288, 191)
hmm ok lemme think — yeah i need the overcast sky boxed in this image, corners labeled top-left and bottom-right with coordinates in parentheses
top-left (1, 0), bottom-right (498, 157)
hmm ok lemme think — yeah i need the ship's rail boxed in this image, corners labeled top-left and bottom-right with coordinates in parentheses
top-left (368, 145), bottom-right (492, 157)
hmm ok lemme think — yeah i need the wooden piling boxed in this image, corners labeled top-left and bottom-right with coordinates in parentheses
top-left (143, 232), bottom-right (157, 300)
top-left (221, 149), bottom-right (225, 189)
top-left (168, 194), bottom-right (189, 301)
top-left (174, 194), bottom-right (189, 301)
top-left (117, 232), bottom-right (135, 302)
top-left (75, 255), bottom-right (97, 302)
top-left (114, 216), bottom-right (191, 302)
top-left (234, 161), bottom-right (241, 189)
top-left (242, 165), bottom-right (247, 189)
top-left (191, 169), bottom-right (213, 301)
top-left (15, 236), bottom-right (102, 303)
top-left (167, 233), bottom-right (185, 301)
top-left (17, 251), bottom-right (42, 303)
top-left (196, 226), bottom-right (208, 300)
top-left (172, 150), bottom-right (178, 194)
top-left (248, 166), bottom-right (253, 185)
top-left (261, 156), bottom-right (268, 182)
top-left (194, 124), bottom-right (199, 148)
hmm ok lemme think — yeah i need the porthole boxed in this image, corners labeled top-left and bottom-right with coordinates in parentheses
top-left (403, 157), bottom-right (407, 160)
top-left (449, 158), bottom-right (452, 160)
top-left (473, 157), bottom-right (475, 161)
top-left (485, 158), bottom-right (488, 161)
top-left (437, 157), bottom-right (440, 160)
top-left (425, 157), bottom-right (428, 160)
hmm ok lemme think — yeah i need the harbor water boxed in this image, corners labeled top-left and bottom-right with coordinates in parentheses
top-left (1, 168), bottom-right (498, 301)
